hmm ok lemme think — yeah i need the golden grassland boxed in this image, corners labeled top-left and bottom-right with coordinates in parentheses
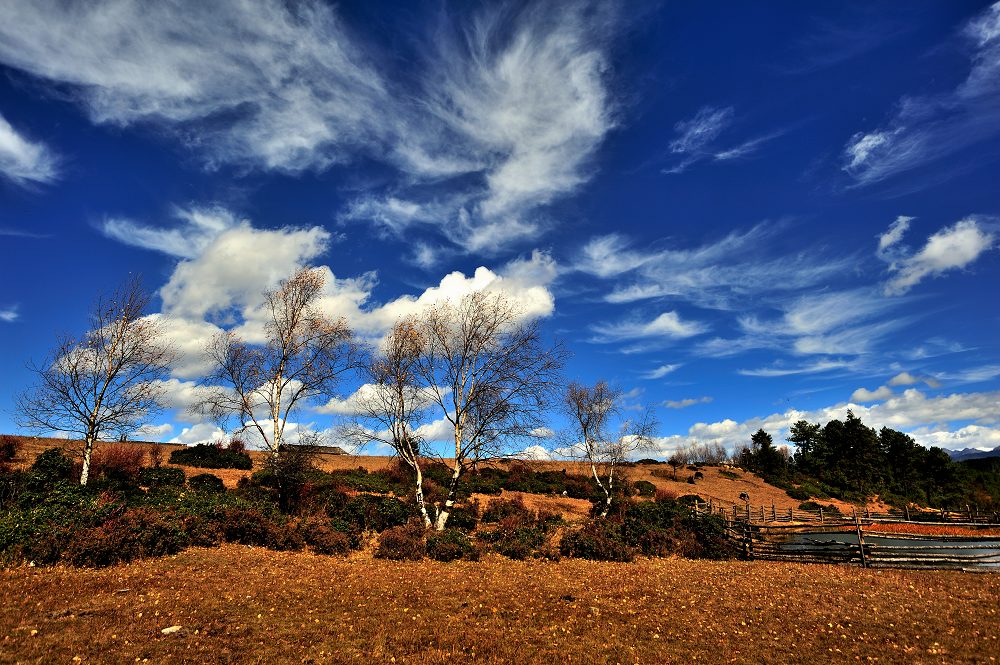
top-left (2, 544), bottom-right (998, 665)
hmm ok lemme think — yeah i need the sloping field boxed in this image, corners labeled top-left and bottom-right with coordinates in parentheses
top-left (2, 435), bottom-right (899, 512)
top-left (2, 544), bottom-right (997, 664)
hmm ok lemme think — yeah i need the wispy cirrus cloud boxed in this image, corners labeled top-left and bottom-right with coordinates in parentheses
top-left (590, 311), bottom-right (707, 344)
top-left (842, 2), bottom-right (1000, 185)
top-left (662, 106), bottom-right (782, 174)
top-left (0, 304), bottom-right (20, 322)
top-left (0, 0), bottom-right (621, 255)
top-left (664, 396), bottom-right (712, 409)
top-left (101, 206), bottom-right (245, 259)
top-left (0, 112), bottom-right (58, 186)
top-left (641, 363), bottom-right (682, 380)
top-left (574, 224), bottom-right (854, 311)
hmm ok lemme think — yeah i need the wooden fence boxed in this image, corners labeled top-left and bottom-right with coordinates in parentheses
top-left (689, 500), bottom-right (1000, 571)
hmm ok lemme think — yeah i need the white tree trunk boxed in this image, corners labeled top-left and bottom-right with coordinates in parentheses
top-left (434, 464), bottom-right (462, 531)
top-left (414, 465), bottom-right (432, 529)
top-left (80, 436), bottom-right (94, 486)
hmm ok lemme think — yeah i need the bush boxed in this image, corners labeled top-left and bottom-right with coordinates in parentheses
top-left (718, 469), bottom-right (741, 480)
top-left (483, 519), bottom-right (546, 560)
top-left (481, 496), bottom-right (534, 523)
top-left (426, 529), bottom-right (480, 562)
top-left (334, 494), bottom-right (413, 533)
top-left (62, 508), bottom-right (188, 567)
top-left (138, 466), bottom-right (187, 488)
top-left (169, 443), bottom-right (253, 470)
top-left (560, 520), bottom-right (632, 562)
top-left (188, 473), bottom-right (225, 493)
top-left (634, 480), bottom-right (657, 497)
top-left (86, 444), bottom-right (147, 483)
top-left (786, 487), bottom-right (811, 501)
top-left (301, 519), bottom-right (352, 556)
top-left (375, 520), bottom-right (426, 561)
top-left (799, 501), bottom-right (842, 514)
top-left (445, 502), bottom-right (479, 530)
top-left (0, 435), bottom-right (21, 463)
top-left (29, 448), bottom-right (75, 487)
top-left (216, 507), bottom-right (303, 550)
top-left (635, 458), bottom-right (661, 465)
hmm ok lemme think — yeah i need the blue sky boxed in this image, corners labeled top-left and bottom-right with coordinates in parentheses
top-left (1, 0), bottom-right (998, 456)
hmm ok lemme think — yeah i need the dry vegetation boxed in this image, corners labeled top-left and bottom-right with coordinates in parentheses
top-left (1, 545), bottom-right (997, 665)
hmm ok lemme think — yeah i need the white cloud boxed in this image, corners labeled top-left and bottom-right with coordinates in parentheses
top-left (888, 371), bottom-right (920, 386)
top-left (591, 311), bottom-right (707, 343)
top-left (155, 378), bottom-right (219, 423)
top-left (101, 206), bottom-right (244, 258)
top-left (664, 396), bottom-right (712, 409)
top-left (0, 115), bottom-right (59, 185)
top-left (576, 224), bottom-right (854, 311)
top-left (882, 217), bottom-right (996, 295)
top-left (0, 112), bottom-right (58, 185)
top-left (669, 106), bottom-right (734, 155)
top-left (738, 359), bottom-right (852, 377)
top-left (134, 423), bottom-right (174, 440)
top-left (0, 304), bottom-right (19, 322)
top-left (515, 444), bottom-right (552, 460)
top-left (933, 364), bottom-right (1000, 384)
top-left (842, 2), bottom-right (1000, 185)
top-left (706, 288), bottom-right (906, 360)
top-left (160, 224), bottom-right (331, 321)
top-left (876, 215), bottom-right (913, 263)
top-left (849, 385), bottom-right (893, 402)
top-left (0, 1), bottom-right (620, 253)
top-left (652, 387), bottom-right (1000, 456)
top-left (169, 423), bottom-right (228, 445)
top-left (641, 363), bottom-right (682, 380)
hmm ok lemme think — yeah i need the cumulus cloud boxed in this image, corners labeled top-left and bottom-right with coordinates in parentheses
top-left (134, 423), bottom-right (174, 440)
top-left (101, 206), bottom-right (244, 258)
top-left (651, 387), bottom-right (1000, 456)
top-left (160, 224), bottom-right (332, 321)
top-left (849, 385), bottom-right (893, 402)
top-left (169, 422), bottom-right (228, 445)
top-left (842, 2), bottom-right (1000, 185)
top-left (882, 217), bottom-right (996, 295)
top-left (0, 112), bottom-right (58, 186)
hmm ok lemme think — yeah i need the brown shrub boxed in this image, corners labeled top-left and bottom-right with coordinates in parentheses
top-left (0, 435), bottom-right (21, 463)
top-left (374, 519), bottom-right (426, 561)
top-left (85, 444), bottom-right (147, 482)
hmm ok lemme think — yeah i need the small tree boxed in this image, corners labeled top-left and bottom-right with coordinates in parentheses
top-left (198, 267), bottom-right (356, 459)
top-left (342, 318), bottom-right (436, 527)
top-left (562, 380), bottom-right (657, 517)
top-left (16, 277), bottom-right (174, 485)
top-left (416, 291), bottom-right (564, 530)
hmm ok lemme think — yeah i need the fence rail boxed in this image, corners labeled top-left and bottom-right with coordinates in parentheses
top-left (689, 500), bottom-right (1000, 571)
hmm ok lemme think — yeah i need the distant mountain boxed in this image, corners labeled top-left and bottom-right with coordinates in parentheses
top-left (949, 446), bottom-right (1000, 462)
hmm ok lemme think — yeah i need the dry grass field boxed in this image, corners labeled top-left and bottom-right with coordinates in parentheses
top-left (2, 545), bottom-right (998, 665)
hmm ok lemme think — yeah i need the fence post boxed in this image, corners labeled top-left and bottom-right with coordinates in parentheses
top-left (819, 507), bottom-right (824, 524)
top-left (788, 507), bottom-right (793, 521)
top-left (904, 504), bottom-right (910, 521)
top-left (855, 513), bottom-right (868, 569)
top-left (760, 505), bottom-right (765, 522)
top-left (771, 502), bottom-right (776, 522)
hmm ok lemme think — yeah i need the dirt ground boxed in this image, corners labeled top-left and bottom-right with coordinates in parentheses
top-left (1, 544), bottom-right (997, 665)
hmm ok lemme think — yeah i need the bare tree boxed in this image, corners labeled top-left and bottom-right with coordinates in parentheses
top-left (198, 267), bottom-right (355, 457)
top-left (16, 277), bottom-right (174, 485)
top-left (416, 291), bottom-right (564, 530)
top-left (563, 380), bottom-right (657, 517)
top-left (341, 318), bottom-right (436, 527)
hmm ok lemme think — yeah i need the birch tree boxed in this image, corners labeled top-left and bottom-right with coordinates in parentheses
top-left (341, 318), bottom-right (436, 527)
top-left (16, 277), bottom-right (174, 485)
top-left (563, 380), bottom-right (657, 517)
top-left (416, 291), bottom-right (564, 530)
top-left (199, 267), bottom-right (355, 457)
